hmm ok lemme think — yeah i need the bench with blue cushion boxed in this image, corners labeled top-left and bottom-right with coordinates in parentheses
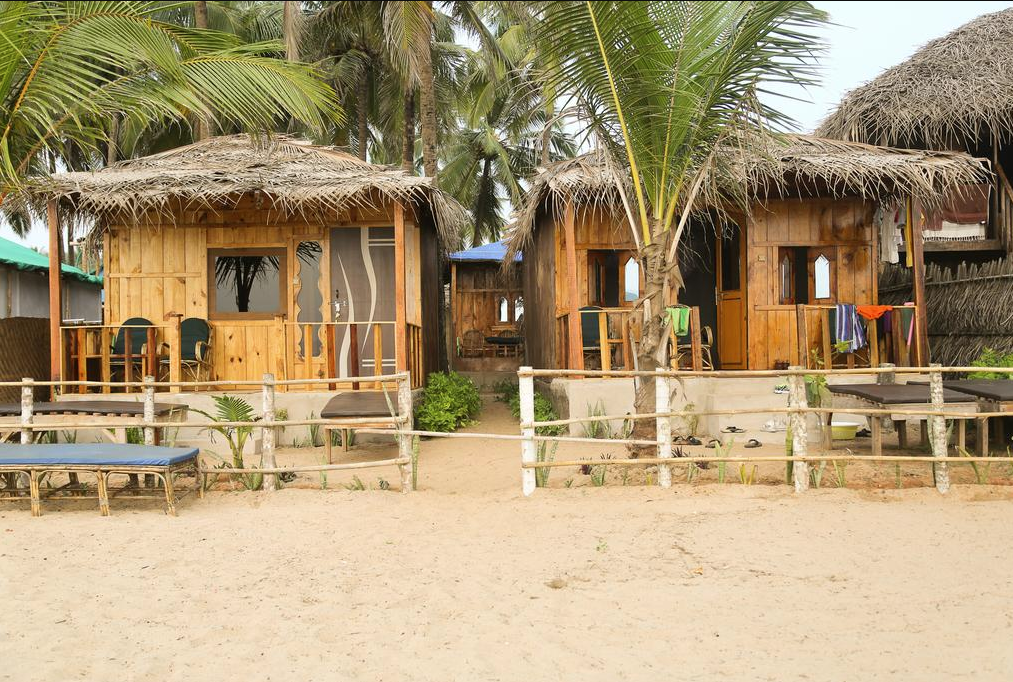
top-left (0, 443), bottom-right (201, 517)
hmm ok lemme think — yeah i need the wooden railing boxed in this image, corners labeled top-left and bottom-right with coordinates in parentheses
top-left (61, 319), bottom-right (425, 393)
top-left (796, 304), bottom-right (921, 369)
top-left (555, 306), bottom-right (705, 371)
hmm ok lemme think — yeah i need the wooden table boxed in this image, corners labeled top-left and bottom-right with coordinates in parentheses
top-left (825, 384), bottom-right (977, 457)
top-left (0, 401), bottom-right (189, 444)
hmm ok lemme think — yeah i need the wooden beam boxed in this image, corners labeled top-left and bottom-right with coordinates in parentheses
top-left (393, 202), bottom-right (408, 372)
top-left (47, 200), bottom-right (62, 389)
top-left (563, 201), bottom-right (583, 370)
top-left (910, 199), bottom-right (930, 366)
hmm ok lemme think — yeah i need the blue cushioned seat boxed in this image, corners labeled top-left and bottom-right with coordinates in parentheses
top-left (0, 443), bottom-right (199, 467)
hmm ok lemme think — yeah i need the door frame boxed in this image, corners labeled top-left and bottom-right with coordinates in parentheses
top-left (715, 219), bottom-right (748, 369)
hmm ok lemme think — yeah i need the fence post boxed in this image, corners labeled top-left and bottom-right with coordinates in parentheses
top-left (929, 363), bottom-right (950, 494)
top-left (20, 378), bottom-right (33, 445)
top-left (519, 366), bottom-right (536, 496)
top-left (656, 369), bottom-right (672, 488)
top-left (262, 373), bottom-right (277, 492)
top-left (877, 362), bottom-right (896, 385)
top-left (788, 366), bottom-right (809, 492)
top-left (397, 372), bottom-right (413, 493)
top-left (143, 376), bottom-right (155, 446)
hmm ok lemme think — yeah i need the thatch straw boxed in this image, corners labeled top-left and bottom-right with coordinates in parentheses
top-left (21, 134), bottom-right (468, 247)
top-left (880, 258), bottom-right (1013, 367)
top-left (817, 8), bottom-right (1013, 149)
top-left (505, 133), bottom-right (987, 260)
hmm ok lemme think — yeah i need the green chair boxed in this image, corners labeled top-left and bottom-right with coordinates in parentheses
top-left (160, 318), bottom-right (212, 383)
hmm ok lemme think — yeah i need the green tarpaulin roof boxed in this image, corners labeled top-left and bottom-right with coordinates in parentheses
top-left (0, 236), bottom-right (101, 285)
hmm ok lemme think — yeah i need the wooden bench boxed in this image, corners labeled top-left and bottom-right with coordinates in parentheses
top-left (0, 443), bottom-right (201, 516)
top-left (321, 393), bottom-right (400, 463)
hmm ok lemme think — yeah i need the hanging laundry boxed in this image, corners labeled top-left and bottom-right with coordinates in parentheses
top-left (834, 304), bottom-right (867, 353)
top-left (897, 305), bottom-right (916, 346)
top-left (877, 205), bottom-right (902, 264)
top-left (856, 304), bottom-right (892, 321)
top-left (666, 306), bottom-right (691, 337)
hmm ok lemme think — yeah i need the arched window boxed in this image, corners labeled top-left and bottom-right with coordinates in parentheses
top-left (779, 252), bottom-right (793, 304)
top-left (623, 256), bottom-right (641, 302)
top-left (814, 254), bottom-right (832, 299)
top-left (497, 296), bottom-right (509, 322)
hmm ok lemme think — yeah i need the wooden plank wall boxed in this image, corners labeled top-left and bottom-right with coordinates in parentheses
top-left (746, 197), bottom-right (877, 369)
top-left (554, 206), bottom-right (637, 315)
top-left (103, 195), bottom-right (429, 385)
top-left (521, 213), bottom-right (558, 369)
top-left (452, 262), bottom-right (521, 339)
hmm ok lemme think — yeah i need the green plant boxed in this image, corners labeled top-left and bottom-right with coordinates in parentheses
top-left (686, 462), bottom-right (698, 483)
top-left (307, 411), bottom-right (322, 448)
top-left (275, 408), bottom-right (289, 442)
top-left (193, 395), bottom-right (262, 491)
top-left (621, 467), bottom-right (631, 486)
top-left (958, 447), bottom-right (990, 484)
top-left (125, 427), bottom-right (144, 445)
top-left (717, 460), bottom-right (727, 484)
top-left (535, 441), bottom-right (558, 488)
top-left (682, 402), bottom-right (700, 438)
top-left (493, 379), bottom-right (518, 403)
top-left (590, 454), bottom-right (611, 486)
top-left (832, 459), bottom-right (848, 488)
top-left (595, 539), bottom-right (608, 552)
top-left (507, 387), bottom-right (565, 437)
top-left (318, 453), bottom-right (328, 490)
top-left (345, 475), bottom-right (366, 491)
top-left (582, 400), bottom-right (610, 439)
top-left (415, 372), bottom-right (481, 432)
top-left (809, 460), bottom-right (826, 488)
top-left (968, 348), bottom-right (1013, 380)
top-left (738, 464), bottom-right (757, 485)
top-left (60, 430), bottom-right (78, 444)
top-left (564, 477), bottom-right (574, 488)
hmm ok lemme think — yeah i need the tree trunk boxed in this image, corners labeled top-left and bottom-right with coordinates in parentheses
top-left (630, 240), bottom-right (677, 454)
top-left (282, 1), bottom-right (301, 62)
top-left (473, 158), bottom-right (492, 246)
top-left (540, 101), bottom-right (554, 167)
top-left (357, 69), bottom-right (369, 161)
top-left (402, 89), bottom-right (415, 172)
top-left (194, 1), bottom-right (211, 141)
top-left (417, 1), bottom-right (438, 184)
top-left (107, 114), bottom-right (119, 165)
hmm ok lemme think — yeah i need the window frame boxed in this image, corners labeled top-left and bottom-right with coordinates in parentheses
top-left (208, 247), bottom-right (288, 321)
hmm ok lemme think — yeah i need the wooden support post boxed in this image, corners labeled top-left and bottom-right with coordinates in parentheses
top-left (143, 376), bottom-right (155, 447)
top-left (326, 324), bottom-right (337, 391)
top-left (788, 367), bottom-right (809, 492)
top-left (124, 328), bottom-right (134, 392)
top-left (101, 327), bottom-right (111, 394)
top-left (47, 200), bottom-right (62, 396)
top-left (76, 327), bottom-right (87, 394)
top-left (145, 327), bottom-right (156, 383)
top-left (598, 311), bottom-right (610, 371)
top-left (690, 307), bottom-right (703, 371)
top-left (393, 201), bottom-right (408, 373)
top-left (910, 200), bottom-right (930, 366)
top-left (21, 378), bottom-right (36, 514)
top-left (820, 309), bottom-right (832, 369)
top-left (656, 369), bottom-right (672, 488)
top-left (563, 201), bottom-right (583, 371)
top-left (397, 373), bottom-right (413, 493)
top-left (169, 314), bottom-right (182, 393)
top-left (349, 324), bottom-right (360, 390)
top-left (929, 363), bottom-right (950, 493)
top-left (519, 367), bottom-right (536, 496)
top-left (262, 373), bottom-right (277, 492)
top-left (373, 323), bottom-right (384, 387)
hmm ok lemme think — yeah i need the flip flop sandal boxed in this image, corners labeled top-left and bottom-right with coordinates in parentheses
top-left (705, 439), bottom-right (720, 449)
top-left (686, 436), bottom-right (702, 446)
top-left (722, 426), bottom-right (746, 433)
top-left (744, 438), bottom-right (762, 449)
top-left (856, 428), bottom-right (872, 438)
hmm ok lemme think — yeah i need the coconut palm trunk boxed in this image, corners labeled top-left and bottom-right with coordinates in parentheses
top-left (403, 89), bottom-right (415, 172)
top-left (357, 70), bottom-right (369, 160)
top-left (417, 1), bottom-right (438, 182)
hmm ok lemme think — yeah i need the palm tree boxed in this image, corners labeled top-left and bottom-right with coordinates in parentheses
top-left (441, 27), bottom-right (574, 246)
top-left (534, 0), bottom-right (826, 424)
top-left (0, 0), bottom-right (340, 230)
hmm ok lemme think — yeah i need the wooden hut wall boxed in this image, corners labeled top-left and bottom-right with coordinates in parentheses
top-left (452, 262), bottom-right (521, 339)
top-left (554, 206), bottom-right (638, 315)
top-left (521, 211), bottom-right (559, 369)
top-left (103, 194), bottom-right (432, 385)
top-left (746, 197), bottom-right (877, 369)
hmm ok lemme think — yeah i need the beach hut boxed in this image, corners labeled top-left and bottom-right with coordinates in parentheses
top-left (0, 235), bottom-right (101, 321)
top-left (448, 240), bottom-right (523, 372)
top-left (817, 7), bottom-right (1013, 366)
top-left (26, 135), bottom-right (467, 392)
top-left (507, 134), bottom-right (985, 372)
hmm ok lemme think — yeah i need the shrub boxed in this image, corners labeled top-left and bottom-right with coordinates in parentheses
top-left (503, 385), bottom-right (564, 436)
top-left (968, 347), bottom-right (1013, 380)
top-left (415, 371), bottom-right (481, 432)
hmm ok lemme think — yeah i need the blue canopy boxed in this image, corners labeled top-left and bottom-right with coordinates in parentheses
top-left (449, 239), bottom-right (521, 263)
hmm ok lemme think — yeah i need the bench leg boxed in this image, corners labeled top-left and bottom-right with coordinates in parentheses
top-left (325, 430), bottom-right (332, 464)
top-left (343, 429), bottom-right (351, 452)
top-left (896, 421), bottom-right (908, 450)
top-left (195, 461), bottom-right (204, 499)
top-left (977, 417), bottom-right (989, 457)
top-left (957, 420), bottom-right (966, 453)
top-left (29, 471), bottom-right (41, 517)
top-left (871, 417), bottom-right (882, 458)
top-left (162, 473), bottom-right (177, 517)
top-left (97, 472), bottom-right (110, 517)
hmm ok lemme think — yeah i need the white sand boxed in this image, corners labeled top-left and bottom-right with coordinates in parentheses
top-left (2, 399), bottom-right (1013, 681)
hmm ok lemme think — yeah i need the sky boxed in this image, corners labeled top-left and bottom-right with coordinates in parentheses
top-left (5, 1), bottom-right (1012, 251)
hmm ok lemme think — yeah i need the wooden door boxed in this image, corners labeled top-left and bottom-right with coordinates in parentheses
top-left (716, 222), bottom-right (747, 369)
top-left (330, 226), bottom-right (396, 377)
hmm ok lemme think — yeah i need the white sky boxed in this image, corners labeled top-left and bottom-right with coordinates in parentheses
top-left (6, 1), bottom-right (1011, 251)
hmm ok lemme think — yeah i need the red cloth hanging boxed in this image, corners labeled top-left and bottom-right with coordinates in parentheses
top-left (856, 304), bottom-right (891, 321)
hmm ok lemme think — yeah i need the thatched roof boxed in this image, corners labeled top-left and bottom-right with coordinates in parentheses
top-left (506, 134), bottom-right (987, 258)
top-left (880, 259), bottom-right (1013, 367)
top-left (817, 8), bottom-right (1013, 148)
top-left (24, 135), bottom-right (468, 245)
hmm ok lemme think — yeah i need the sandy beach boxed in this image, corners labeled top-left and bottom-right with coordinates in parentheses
top-left (3, 398), bottom-right (1013, 681)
